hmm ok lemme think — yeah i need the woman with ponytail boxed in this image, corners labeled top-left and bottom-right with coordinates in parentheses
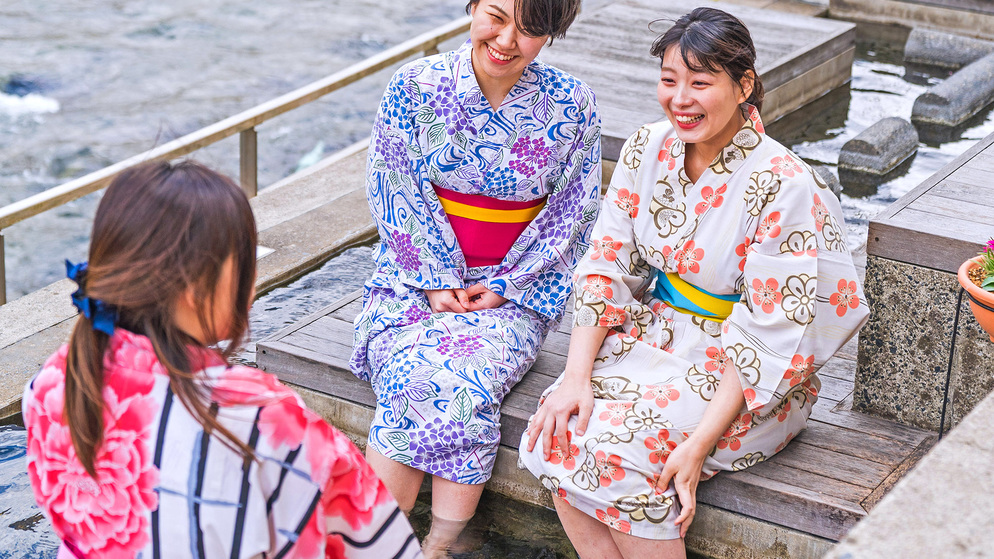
top-left (22, 161), bottom-right (422, 559)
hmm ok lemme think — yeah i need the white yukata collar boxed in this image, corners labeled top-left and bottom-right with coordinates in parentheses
top-left (668, 103), bottom-right (766, 178)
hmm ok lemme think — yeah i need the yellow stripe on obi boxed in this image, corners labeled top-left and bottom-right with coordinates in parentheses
top-left (436, 196), bottom-right (546, 223)
top-left (651, 271), bottom-right (741, 322)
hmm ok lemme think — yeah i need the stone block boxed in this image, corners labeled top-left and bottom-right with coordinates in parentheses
top-left (912, 51), bottom-right (994, 127)
top-left (838, 117), bottom-right (918, 175)
top-left (904, 27), bottom-right (994, 69)
top-left (855, 255), bottom-right (994, 431)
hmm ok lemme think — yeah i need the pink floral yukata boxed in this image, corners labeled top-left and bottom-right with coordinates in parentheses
top-left (23, 329), bottom-right (422, 558)
top-left (518, 105), bottom-right (870, 539)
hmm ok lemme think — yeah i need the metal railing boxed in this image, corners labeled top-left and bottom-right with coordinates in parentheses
top-left (0, 16), bottom-right (472, 305)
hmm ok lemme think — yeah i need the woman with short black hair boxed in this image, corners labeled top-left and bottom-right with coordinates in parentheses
top-left (352, 0), bottom-right (600, 554)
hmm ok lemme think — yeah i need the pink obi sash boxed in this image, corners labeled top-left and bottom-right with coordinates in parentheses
top-left (433, 185), bottom-right (546, 268)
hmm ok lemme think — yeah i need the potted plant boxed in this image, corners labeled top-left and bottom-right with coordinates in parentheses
top-left (958, 239), bottom-right (994, 342)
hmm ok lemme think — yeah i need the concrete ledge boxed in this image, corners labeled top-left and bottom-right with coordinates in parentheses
top-left (764, 47), bottom-right (856, 126)
top-left (292, 384), bottom-right (838, 559)
top-left (825, 390), bottom-right (994, 558)
top-left (830, 0), bottom-right (994, 40)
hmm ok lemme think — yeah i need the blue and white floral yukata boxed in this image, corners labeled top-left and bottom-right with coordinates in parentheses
top-left (351, 40), bottom-right (602, 484)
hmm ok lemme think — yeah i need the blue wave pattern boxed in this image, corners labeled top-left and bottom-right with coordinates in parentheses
top-left (351, 40), bottom-right (602, 484)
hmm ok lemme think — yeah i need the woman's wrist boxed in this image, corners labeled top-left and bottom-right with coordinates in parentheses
top-left (680, 433), bottom-right (716, 457)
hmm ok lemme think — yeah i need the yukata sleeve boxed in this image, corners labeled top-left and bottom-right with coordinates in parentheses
top-left (482, 86), bottom-right (603, 323)
top-left (721, 161), bottom-right (870, 415)
top-left (258, 390), bottom-right (422, 558)
top-left (366, 66), bottom-right (463, 295)
top-left (571, 126), bottom-right (656, 336)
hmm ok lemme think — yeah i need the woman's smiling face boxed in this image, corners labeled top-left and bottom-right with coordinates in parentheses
top-left (469, 0), bottom-right (548, 93)
top-left (657, 45), bottom-right (751, 154)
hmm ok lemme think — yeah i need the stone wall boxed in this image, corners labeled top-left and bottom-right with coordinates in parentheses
top-left (855, 255), bottom-right (994, 431)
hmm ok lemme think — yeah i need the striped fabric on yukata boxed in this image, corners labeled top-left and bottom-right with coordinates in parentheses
top-left (23, 329), bottom-right (422, 559)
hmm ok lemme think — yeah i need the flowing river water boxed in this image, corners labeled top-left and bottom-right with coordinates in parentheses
top-left (3, 1), bottom-right (994, 556)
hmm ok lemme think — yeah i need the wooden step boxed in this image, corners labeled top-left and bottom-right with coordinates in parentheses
top-left (258, 290), bottom-right (935, 542)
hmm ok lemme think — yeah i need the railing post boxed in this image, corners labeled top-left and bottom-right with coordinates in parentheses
top-left (240, 128), bottom-right (258, 198)
top-left (424, 44), bottom-right (440, 56)
top-left (0, 231), bottom-right (6, 306)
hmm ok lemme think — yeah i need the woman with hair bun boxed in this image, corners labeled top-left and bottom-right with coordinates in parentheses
top-left (519, 8), bottom-right (868, 557)
top-left (352, 0), bottom-right (601, 554)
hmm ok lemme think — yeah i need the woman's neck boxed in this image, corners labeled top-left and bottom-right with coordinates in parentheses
top-left (684, 108), bottom-right (747, 183)
top-left (471, 51), bottom-right (521, 110)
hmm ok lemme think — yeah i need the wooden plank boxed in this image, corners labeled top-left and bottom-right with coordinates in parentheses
top-left (697, 469), bottom-right (865, 540)
top-left (540, 0), bottom-right (854, 160)
top-left (870, 131), bottom-right (994, 223)
top-left (939, 162), bottom-right (994, 189)
top-left (817, 375), bottom-right (853, 403)
top-left (817, 356), bottom-right (856, 382)
top-left (795, 421), bottom-right (914, 467)
top-left (770, 441), bottom-right (893, 489)
top-left (866, 219), bottom-right (992, 273)
top-left (929, 179), bottom-right (994, 206)
top-left (260, 293), bottom-right (360, 344)
top-left (889, 207), bottom-right (994, 235)
top-left (742, 459), bottom-right (873, 504)
top-left (330, 297), bottom-right (364, 322)
top-left (811, 402), bottom-right (933, 447)
top-left (901, 193), bottom-right (994, 222)
top-left (860, 434), bottom-right (936, 511)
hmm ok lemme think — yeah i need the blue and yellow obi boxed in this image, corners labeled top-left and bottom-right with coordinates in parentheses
top-left (652, 271), bottom-right (741, 322)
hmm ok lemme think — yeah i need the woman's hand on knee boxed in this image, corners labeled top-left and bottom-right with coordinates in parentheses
top-left (463, 283), bottom-right (507, 311)
top-left (425, 289), bottom-right (469, 313)
top-left (525, 377), bottom-right (594, 460)
top-left (657, 438), bottom-right (710, 539)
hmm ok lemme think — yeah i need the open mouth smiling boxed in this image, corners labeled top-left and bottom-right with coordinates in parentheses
top-left (487, 44), bottom-right (514, 62)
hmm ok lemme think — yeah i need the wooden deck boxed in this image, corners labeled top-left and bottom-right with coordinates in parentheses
top-left (541, 0), bottom-right (855, 160)
top-left (258, 291), bottom-right (935, 542)
top-left (868, 131), bottom-right (994, 272)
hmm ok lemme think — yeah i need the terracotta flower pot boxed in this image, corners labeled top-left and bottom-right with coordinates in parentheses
top-left (958, 257), bottom-right (994, 343)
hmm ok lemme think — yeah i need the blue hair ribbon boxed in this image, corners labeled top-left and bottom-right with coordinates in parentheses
top-left (66, 260), bottom-right (118, 336)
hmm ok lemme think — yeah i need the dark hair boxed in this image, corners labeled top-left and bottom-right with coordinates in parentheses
top-left (466, 0), bottom-right (581, 42)
top-left (650, 7), bottom-right (764, 112)
top-left (65, 160), bottom-right (258, 477)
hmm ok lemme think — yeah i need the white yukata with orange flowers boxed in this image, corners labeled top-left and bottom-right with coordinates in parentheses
top-left (518, 105), bottom-right (870, 540)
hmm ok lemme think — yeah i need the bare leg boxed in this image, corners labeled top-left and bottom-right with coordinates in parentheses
top-left (609, 529), bottom-right (686, 559)
top-left (422, 477), bottom-right (485, 558)
top-left (552, 494), bottom-right (624, 559)
top-left (365, 447), bottom-right (425, 513)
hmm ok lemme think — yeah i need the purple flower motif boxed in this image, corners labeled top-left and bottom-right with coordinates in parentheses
top-left (408, 417), bottom-right (471, 471)
top-left (435, 334), bottom-right (485, 359)
top-left (428, 77), bottom-right (477, 135)
top-left (401, 304), bottom-right (431, 325)
top-left (509, 136), bottom-right (552, 178)
top-left (389, 232), bottom-right (421, 272)
top-left (374, 128), bottom-right (407, 170)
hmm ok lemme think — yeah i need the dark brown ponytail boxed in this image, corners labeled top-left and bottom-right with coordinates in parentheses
top-left (64, 160), bottom-right (258, 478)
